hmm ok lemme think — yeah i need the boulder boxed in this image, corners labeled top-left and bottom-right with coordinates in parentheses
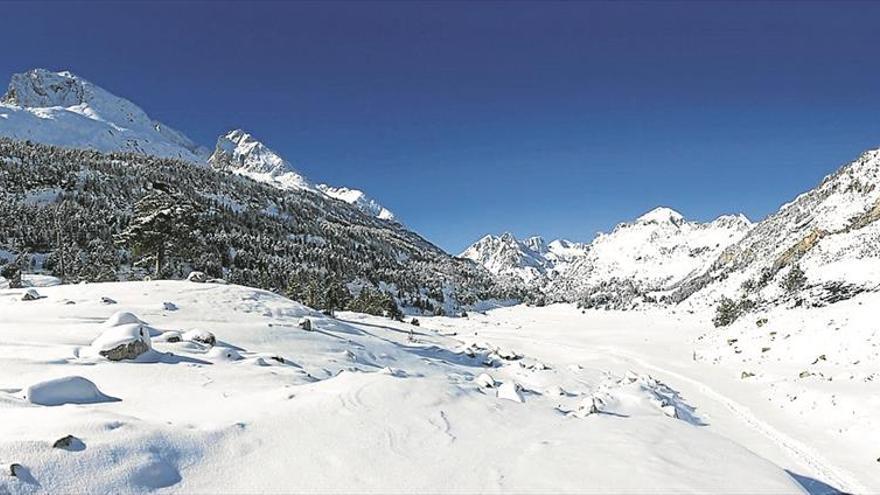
top-left (158, 331), bottom-right (182, 343)
top-left (100, 340), bottom-right (150, 361)
top-left (52, 434), bottom-right (85, 451)
top-left (299, 318), bottom-right (312, 331)
top-left (21, 289), bottom-right (43, 301)
top-left (91, 323), bottom-right (152, 361)
top-left (187, 271), bottom-right (208, 283)
top-left (182, 329), bottom-right (215, 346)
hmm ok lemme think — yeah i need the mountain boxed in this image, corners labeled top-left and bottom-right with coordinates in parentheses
top-left (0, 69), bottom-right (209, 162)
top-left (459, 233), bottom-right (588, 284)
top-left (208, 129), bottom-right (314, 191)
top-left (0, 69), bottom-right (395, 221)
top-left (463, 208), bottom-right (752, 308)
top-left (672, 147), bottom-right (880, 310)
top-left (545, 208), bottom-right (752, 308)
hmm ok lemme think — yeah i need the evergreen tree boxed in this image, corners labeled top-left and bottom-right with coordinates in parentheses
top-left (115, 186), bottom-right (196, 277)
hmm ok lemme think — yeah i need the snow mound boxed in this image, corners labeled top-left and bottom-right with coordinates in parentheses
top-left (496, 382), bottom-right (524, 403)
top-left (207, 347), bottom-right (243, 362)
top-left (24, 376), bottom-right (116, 406)
top-left (103, 311), bottom-right (144, 328)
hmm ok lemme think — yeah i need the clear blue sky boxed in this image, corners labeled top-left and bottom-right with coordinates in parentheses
top-left (3, 1), bottom-right (880, 253)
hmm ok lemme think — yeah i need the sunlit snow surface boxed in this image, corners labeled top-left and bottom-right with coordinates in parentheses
top-left (2, 280), bottom-right (870, 493)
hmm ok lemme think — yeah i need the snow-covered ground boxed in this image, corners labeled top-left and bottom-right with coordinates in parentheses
top-left (0, 280), bottom-right (869, 493)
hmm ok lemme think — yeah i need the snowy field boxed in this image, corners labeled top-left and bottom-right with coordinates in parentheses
top-left (0, 280), bottom-right (874, 493)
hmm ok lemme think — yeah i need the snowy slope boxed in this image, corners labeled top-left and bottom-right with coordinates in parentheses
top-left (674, 148), bottom-right (880, 308)
top-left (546, 207), bottom-right (753, 307)
top-left (459, 233), bottom-right (588, 284)
top-left (0, 69), bottom-right (209, 163)
top-left (317, 184), bottom-right (396, 221)
top-left (0, 280), bottom-right (810, 493)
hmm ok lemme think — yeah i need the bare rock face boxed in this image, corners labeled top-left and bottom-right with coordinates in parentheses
top-left (99, 339), bottom-right (150, 361)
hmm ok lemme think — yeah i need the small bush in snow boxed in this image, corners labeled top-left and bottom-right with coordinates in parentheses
top-left (713, 296), bottom-right (755, 327)
top-left (781, 264), bottom-right (807, 294)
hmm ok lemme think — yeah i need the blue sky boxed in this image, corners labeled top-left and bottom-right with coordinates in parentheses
top-left (3, 1), bottom-right (880, 253)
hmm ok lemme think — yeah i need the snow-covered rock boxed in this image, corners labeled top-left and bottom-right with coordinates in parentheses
top-left (187, 271), bottom-right (209, 283)
top-left (0, 69), bottom-right (209, 162)
top-left (91, 323), bottom-right (152, 361)
top-left (24, 376), bottom-right (114, 406)
top-left (207, 346), bottom-right (242, 362)
top-left (182, 329), bottom-right (216, 346)
top-left (21, 288), bottom-right (43, 301)
top-left (496, 381), bottom-right (524, 403)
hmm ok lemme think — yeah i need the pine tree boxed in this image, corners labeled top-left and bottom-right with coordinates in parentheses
top-left (115, 186), bottom-right (196, 277)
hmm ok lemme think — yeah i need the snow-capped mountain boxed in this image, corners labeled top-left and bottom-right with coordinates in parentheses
top-left (459, 233), bottom-right (588, 284)
top-left (0, 69), bottom-right (396, 222)
top-left (317, 185), bottom-right (396, 221)
top-left (208, 129), bottom-right (314, 191)
top-left (544, 207), bottom-right (753, 308)
top-left (673, 147), bottom-right (880, 309)
top-left (208, 129), bottom-right (396, 220)
top-left (0, 69), bottom-right (209, 162)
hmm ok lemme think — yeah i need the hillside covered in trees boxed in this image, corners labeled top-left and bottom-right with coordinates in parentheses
top-left (0, 139), bottom-right (522, 313)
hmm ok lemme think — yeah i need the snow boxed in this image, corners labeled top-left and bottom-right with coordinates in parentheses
top-left (459, 232), bottom-right (588, 283)
top-left (24, 376), bottom-right (117, 406)
top-left (317, 184), bottom-right (396, 221)
top-left (635, 206), bottom-right (685, 225)
top-left (544, 208), bottom-right (752, 305)
top-left (0, 69), bottom-right (209, 163)
top-left (208, 129), bottom-right (314, 191)
top-left (0, 279), bottom-right (860, 493)
top-left (89, 323), bottom-right (152, 353)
